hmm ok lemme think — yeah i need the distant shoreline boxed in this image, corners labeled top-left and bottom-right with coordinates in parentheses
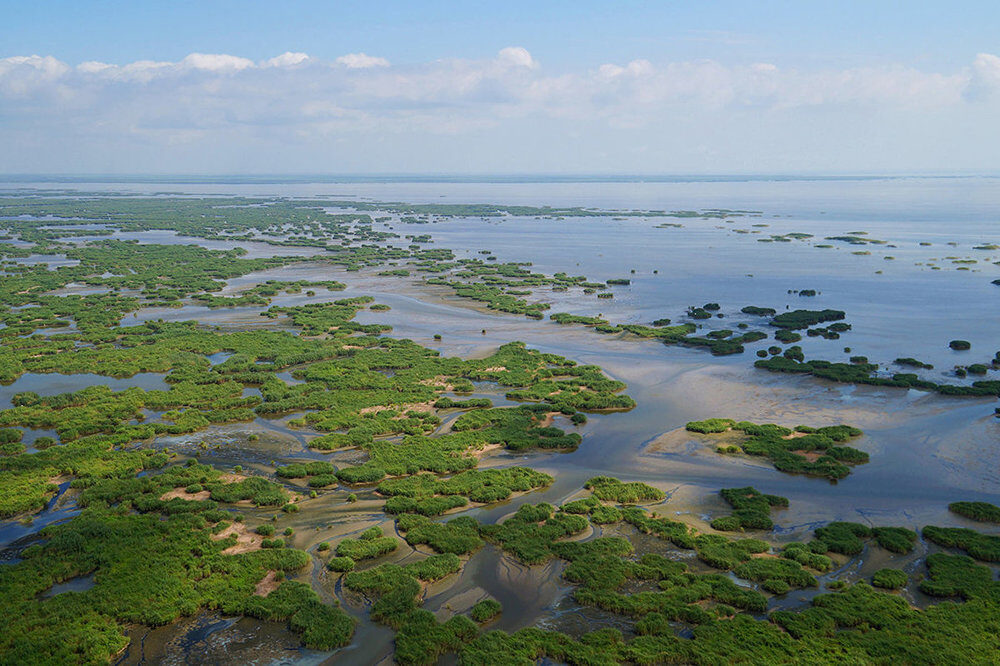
top-left (1, 173), bottom-right (997, 186)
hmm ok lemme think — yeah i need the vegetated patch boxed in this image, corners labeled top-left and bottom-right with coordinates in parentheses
top-left (560, 496), bottom-right (624, 524)
top-left (895, 357), bottom-right (934, 369)
top-left (377, 467), bottom-right (552, 515)
top-left (686, 420), bottom-right (867, 481)
top-left (755, 352), bottom-right (1000, 398)
top-left (948, 501), bottom-right (1000, 524)
top-left (478, 503), bottom-right (589, 564)
top-left (872, 569), bottom-right (908, 590)
top-left (922, 526), bottom-right (1000, 562)
top-left (813, 522), bottom-right (917, 555)
top-left (824, 232), bottom-right (888, 246)
top-left (769, 309), bottom-right (846, 330)
top-left (584, 476), bottom-right (665, 504)
top-left (342, 554), bottom-right (471, 664)
top-left (395, 514), bottom-right (484, 555)
top-left (710, 487), bottom-right (789, 531)
top-left (741, 306), bottom-right (777, 317)
top-left (335, 525), bottom-right (399, 561)
top-left (0, 461), bottom-right (355, 661)
top-left (470, 598), bottom-right (502, 623)
top-left (774, 329), bottom-right (801, 343)
top-left (919, 552), bottom-right (995, 599)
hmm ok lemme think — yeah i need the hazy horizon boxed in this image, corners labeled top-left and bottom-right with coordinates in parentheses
top-left (3, 172), bottom-right (999, 182)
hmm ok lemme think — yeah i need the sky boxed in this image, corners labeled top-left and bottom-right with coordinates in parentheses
top-left (2, 0), bottom-right (999, 175)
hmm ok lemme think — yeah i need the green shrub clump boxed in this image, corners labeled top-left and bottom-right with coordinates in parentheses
top-left (814, 522), bottom-right (916, 555)
top-left (689, 420), bottom-right (866, 480)
top-left (470, 598), bottom-right (502, 622)
top-left (770, 309), bottom-right (845, 330)
top-left (949, 501), bottom-right (1000, 523)
top-left (711, 487), bottom-right (788, 531)
top-left (734, 556), bottom-right (817, 591)
top-left (479, 503), bottom-right (589, 564)
top-left (922, 526), bottom-right (1000, 561)
top-left (396, 514), bottom-right (484, 555)
top-left (895, 357), bottom-right (933, 369)
top-left (327, 557), bottom-right (356, 572)
top-left (741, 306), bottom-right (776, 316)
top-left (584, 477), bottom-right (664, 504)
top-left (343, 554), bottom-right (466, 663)
top-left (872, 569), bottom-right (908, 590)
top-left (685, 418), bottom-right (735, 434)
top-left (335, 526), bottom-right (399, 561)
top-left (378, 467), bottom-right (552, 515)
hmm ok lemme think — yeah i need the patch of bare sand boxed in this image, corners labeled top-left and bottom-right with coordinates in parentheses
top-left (535, 412), bottom-right (560, 428)
top-left (359, 401), bottom-right (436, 416)
top-left (214, 521), bottom-right (264, 555)
top-left (471, 442), bottom-right (504, 459)
top-left (437, 587), bottom-right (489, 620)
top-left (420, 376), bottom-right (457, 391)
top-left (399, 401), bottom-right (436, 415)
top-left (644, 427), bottom-right (744, 454)
top-left (159, 487), bottom-right (211, 501)
top-left (158, 473), bottom-right (246, 501)
top-left (255, 570), bottom-right (279, 596)
top-left (792, 451), bottom-right (823, 462)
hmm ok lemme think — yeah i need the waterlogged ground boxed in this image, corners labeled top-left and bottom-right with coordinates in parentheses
top-left (0, 178), bottom-right (998, 665)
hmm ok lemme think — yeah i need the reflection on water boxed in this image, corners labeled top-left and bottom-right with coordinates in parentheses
top-left (0, 372), bottom-right (169, 408)
top-left (117, 613), bottom-right (331, 666)
top-left (40, 573), bottom-right (95, 598)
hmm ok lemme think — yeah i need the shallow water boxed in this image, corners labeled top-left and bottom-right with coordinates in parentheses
top-left (40, 573), bottom-right (95, 598)
top-left (0, 372), bottom-right (169, 408)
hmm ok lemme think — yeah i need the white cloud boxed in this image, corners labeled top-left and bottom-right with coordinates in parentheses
top-left (597, 59), bottom-right (654, 80)
top-left (262, 52), bottom-right (311, 68)
top-left (966, 52), bottom-right (1000, 100)
top-left (0, 54), bottom-right (68, 77)
top-left (974, 52), bottom-right (1000, 81)
top-left (496, 46), bottom-right (537, 69)
top-left (0, 55), bottom-right (70, 97)
top-left (335, 53), bottom-right (390, 69)
top-left (180, 53), bottom-right (255, 72)
top-left (77, 61), bottom-right (115, 74)
top-left (0, 49), bottom-right (997, 172)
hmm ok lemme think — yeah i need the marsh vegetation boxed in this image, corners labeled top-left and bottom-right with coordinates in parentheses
top-left (0, 193), bottom-right (996, 665)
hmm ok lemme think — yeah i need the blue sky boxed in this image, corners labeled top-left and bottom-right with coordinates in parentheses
top-left (2, 1), bottom-right (999, 174)
top-left (5, 1), bottom-right (997, 69)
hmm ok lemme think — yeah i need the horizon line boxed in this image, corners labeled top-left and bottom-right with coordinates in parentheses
top-left (2, 172), bottom-right (999, 184)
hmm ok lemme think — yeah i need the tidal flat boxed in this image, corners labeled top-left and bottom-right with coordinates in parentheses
top-left (0, 177), bottom-right (998, 665)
